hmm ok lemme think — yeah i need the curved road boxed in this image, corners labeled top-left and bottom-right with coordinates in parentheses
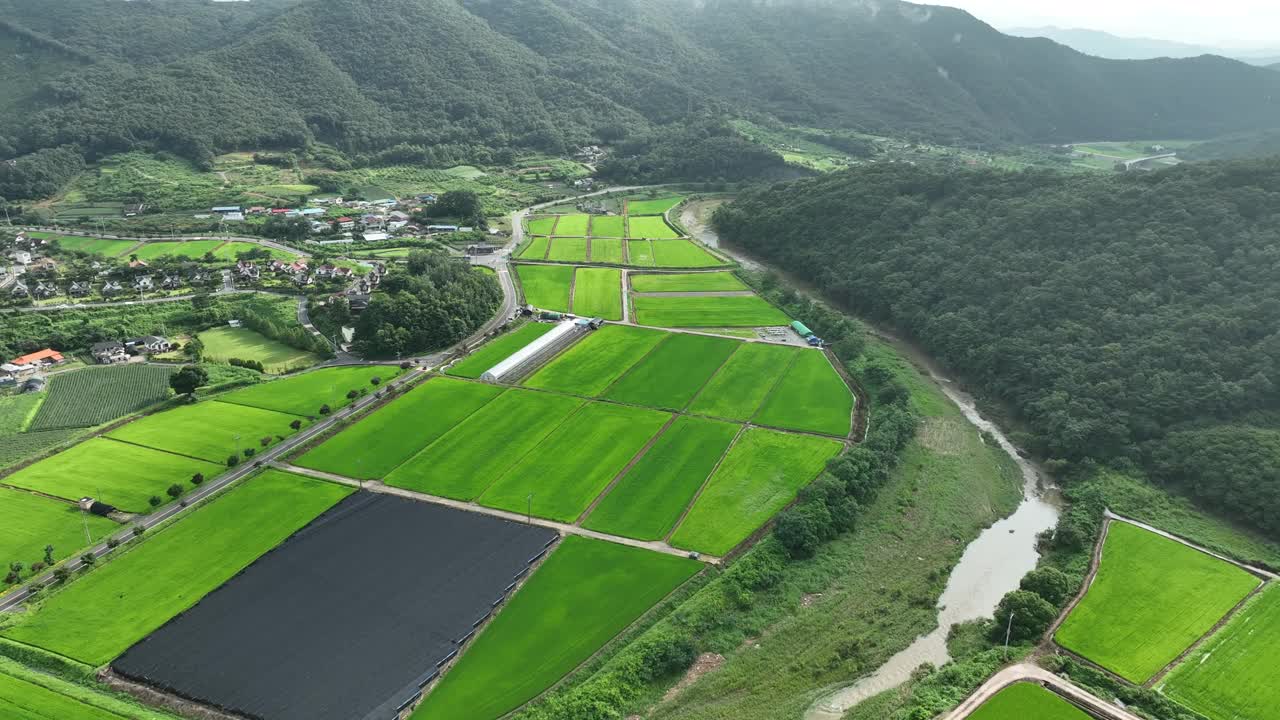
top-left (939, 663), bottom-right (1144, 720)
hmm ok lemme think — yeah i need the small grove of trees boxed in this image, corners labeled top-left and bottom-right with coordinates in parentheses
top-left (170, 365), bottom-right (209, 397)
top-left (229, 358), bottom-right (266, 373)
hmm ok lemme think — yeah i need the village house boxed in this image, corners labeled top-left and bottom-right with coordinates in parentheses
top-left (124, 336), bottom-right (172, 354)
top-left (189, 270), bottom-right (210, 285)
top-left (335, 217), bottom-right (356, 231)
top-left (10, 348), bottom-right (65, 369)
top-left (315, 264), bottom-right (336, 279)
top-left (10, 281), bottom-right (29, 298)
top-left (236, 260), bottom-right (260, 280)
top-left (101, 280), bottom-right (124, 297)
top-left (9, 250), bottom-right (32, 265)
top-left (133, 274), bottom-right (155, 292)
top-left (128, 259), bottom-right (149, 269)
top-left (68, 281), bottom-right (91, 297)
top-left (33, 281), bottom-right (57, 299)
top-left (361, 231), bottom-right (390, 243)
top-left (310, 221), bottom-right (331, 234)
top-left (162, 273), bottom-right (183, 290)
top-left (90, 341), bottom-right (129, 364)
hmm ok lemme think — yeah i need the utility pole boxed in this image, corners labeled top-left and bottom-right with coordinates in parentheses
top-left (526, 493), bottom-right (533, 525)
top-left (1003, 610), bottom-right (1016, 660)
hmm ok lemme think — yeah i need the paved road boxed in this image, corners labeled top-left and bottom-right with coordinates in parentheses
top-left (0, 367), bottom-right (428, 612)
top-left (938, 663), bottom-right (1145, 720)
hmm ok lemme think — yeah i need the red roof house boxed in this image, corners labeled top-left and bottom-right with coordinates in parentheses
top-left (11, 349), bottom-right (64, 366)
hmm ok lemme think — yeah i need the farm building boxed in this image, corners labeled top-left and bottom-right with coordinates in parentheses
top-left (790, 320), bottom-right (814, 338)
top-left (10, 348), bottom-right (65, 368)
top-left (480, 322), bottom-right (583, 383)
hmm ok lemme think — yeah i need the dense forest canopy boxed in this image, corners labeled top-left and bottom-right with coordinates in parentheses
top-left (3, 0), bottom-right (1280, 184)
top-left (714, 159), bottom-right (1280, 538)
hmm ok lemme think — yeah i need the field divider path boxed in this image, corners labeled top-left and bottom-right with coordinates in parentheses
top-left (630, 291), bottom-right (756, 298)
top-left (272, 462), bottom-right (717, 564)
top-left (620, 269), bottom-right (631, 322)
top-left (567, 268), bottom-right (578, 315)
top-left (663, 423), bottom-right (748, 545)
top-left (1145, 580), bottom-right (1270, 688)
top-left (680, 342), bottom-right (745, 413)
top-left (594, 332), bottom-right (676, 398)
top-left (746, 348), bottom-right (803, 426)
top-left (574, 414), bottom-right (678, 526)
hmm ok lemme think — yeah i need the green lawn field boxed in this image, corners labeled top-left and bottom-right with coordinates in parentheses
top-left (30, 365), bottom-right (176, 431)
top-left (625, 196), bottom-right (684, 216)
top-left (297, 378), bottom-right (504, 479)
top-left (106, 401), bottom-right (304, 463)
top-left (211, 242), bottom-right (296, 262)
top-left (480, 403), bottom-right (670, 522)
top-left (754, 349), bottom-right (853, 436)
top-left (50, 236), bottom-right (139, 257)
top-left (0, 393), bottom-right (41, 435)
top-left (384, 390), bottom-right (583, 500)
top-left (1055, 522), bottom-right (1260, 683)
top-left (552, 214), bottom-right (590, 236)
top-left (589, 238), bottom-right (624, 263)
top-left (516, 236), bottom-right (549, 260)
top-left (603, 333), bottom-right (740, 410)
top-left (523, 324), bottom-right (667, 396)
top-left (2, 470), bottom-right (350, 666)
top-left (447, 323), bottom-right (554, 378)
top-left (2, 438), bottom-right (222, 512)
top-left (198, 326), bottom-right (320, 374)
top-left (572, 268), bottom-right (622, 320)
top-left (584, 416), bottom-right (739, 540)
top-left (671, 428), bottom-right (842, 555)
top-left (1164, 584), bottom-right (1280, 720)
top-left (632, 294), bottom-right (791, 327)
top-left (0, 670), bottom-right (143, 720)
top-left (526, 216), bottom-right (558, 235)
top-left (129, 240), bottom-right (224, 261)
top-left (651, 240), bottom-right (724, 267)
top-left (627, 215), bottom-right (679, 239)
top-left (627, 239), bottom-right (655, 266)
top-left (589, 215), bottom-right (626, 238)
top-left (968, 683), bottom-right (1091, 720)
top-left (516, 264), bottom-right (573, 311)
top-left (411, 536), bottom-right (701, 720)
top-left (218, 365), bottom-right (393, 417)
top-left (0, 488), bottom-right (117, 569)
top-left (547, 237), bottom-right (588, 263)
top-left (630, 272), bottom-right (747, 293)
top-left (688, 343), bottom-right (797, 421)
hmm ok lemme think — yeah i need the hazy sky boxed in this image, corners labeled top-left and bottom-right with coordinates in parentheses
top-left (939, 0), bottom-right (1279, 48)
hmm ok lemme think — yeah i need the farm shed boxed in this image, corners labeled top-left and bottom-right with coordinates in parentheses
top-left (480, 322), bottom-right (582, 383)
top-left (790, 320), bottom-right (814, 338)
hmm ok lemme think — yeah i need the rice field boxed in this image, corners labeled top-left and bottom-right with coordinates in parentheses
top-left (515, 264), bottom-right (573, 311)
top-left (584, 416), bottom-right (740, 540)
top-left (50, 236), bottom-right (138, 257)
top-left (546, 237), bottom-right (588, 263)
top-left (650, 240), bottom-right (723, 267)
top-left (589, 238), bottom-right (624, 264)
top-left (411, 537), bottom-right (701, 720)
top-left (0, 669), bottom-right (167, 720)
top-left (632, 294), bottom-right (791, 327)
top-left (129, 240), bottom-right (225, 261)
top-left (571, 268), bottom-right (622, 321)
top-left (630, 272), bottom-right (747, 293)
top-left (1163, 584), bottom-right (1280, 720)
top-left (523, 324), bottom-right (667, 396)
top-left (589, 215), bottom-right (626, 238)
top-left (1055, 522), bottom-right (1261, 683)
top-left (217, 365), bottom-right (393, 417)
top-left (625, 196), bottom-right (685, 216)
top-left (297, 378), bottom-right (504, 479)
top-left (627, 215), bottom-right (680, 239)
top-left (0, 394), bottom-right (41, 435)
top-left (753, 350), bottom-right (853, 437)
top-left (627, 239), bottom-right (656, 267)
top-left (479, 402), bottom-right (671, 522)
top-left (968, 683), bottom-right (1091, 720)
top-left (671, 428), bottom-right (842, 555)
top-left (552, 214), bottom-right (590, 236)
top-left (211, 242), bottom-right (296, 261)
top-left (383, 390), bottom-right (583, 500)
top-left (526, 216), bottom-right (558, 235)
top-left (1, 470), bottom-right (351, 666)
top-left (688, 343), bottom-right (798, 421)
top-left (1, 438), bottom-right (222, 512)
top-left (447, 323), bottom-right (554, 379)
top-left (0, 487), bottom-right (117, 570)
top-left (603, 333), bottom-right (740, 410)
top-left (198, 327), bottom-right (321, 374)
top-left (106, 400), bottom-right (305, 463)
top-left (516, 236), bottom-right (549, 260)
top-left (29, 365), bottom-right (176, 431)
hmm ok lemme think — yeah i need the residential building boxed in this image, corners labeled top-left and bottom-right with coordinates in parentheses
top-left (10, 348), bottom-right (64, 368)
top-left (10, 250), bottom-right (32, 265)
top-left (90, 341), bottom-right (129, 364)
top-left (68, 281), bottom-right (91, 297)
top-left (335, 217), bottom-right (356, 231)
top-left (101, 280), bottom-right (124, 296)
top-left (133, 275), bottom-right (155, 291)
top-left (125, 336), bottom-right (172, 353)
top-left (33, 281), bottom-right (57, 299)
top-left (10, 281), bottom-right (28, 298)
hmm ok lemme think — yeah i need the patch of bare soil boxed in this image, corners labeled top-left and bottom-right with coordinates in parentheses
top-left (662, 652), bottom-right (726, 703)
top-left (918, 417), bottom-right (969, 455)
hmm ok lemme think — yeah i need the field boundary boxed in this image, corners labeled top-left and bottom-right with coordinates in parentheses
top-left (1108, 512), bottom-right (1278, 580)
top-left (1145, 580), bottom-right (1269, 688)
top-left (664, 424), bottom-right (748, 545)
top-left (745, 349), bottom-right (802, 427)
top-left (679, 342), bottom-right (746, 413)
top-left (575, 414), bottom-right (678, 526)
top-left (939, 663), bottom-right (1146, 720)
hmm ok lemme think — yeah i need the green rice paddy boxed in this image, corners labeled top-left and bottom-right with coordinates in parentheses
top-left (2, 438), bottom-right (222, 512)
top-left (1, 470), bottom-right (351, 666)
top-left (1055, 522), bottom-right (1260, 683)
top-left (552, 214), bottom-right (590, 236)
top-left (546, 237), bottom-right (588, 263)
top-left (383, 390), bottom-right (583, 500)
top-left (523, 324), bottom-right (667, 396)
top-left (297, 377), bottom-right (503, 479)
top-left (218, 365), bottom-right (393, 417)
top-left (198, 326), bottom-right (321, 374)
top-left (603, 333), bottom-right (739, 410)
top-left (589, 215), bottom-right (626, 238)
top-left (625, 196), bottom-right (685, 216)
top-left (129, 241), bottom-right (224, 261)
top-left (411, 536), bottom-right (701, 720)
top-left (650, 240), bottom-right (723, 267)
top-left (630, 272), bottom-right (747, 293)
top-left (50, 236), bottom-right (138, 257)
top-left (687, 343), bottom-right (798, 422)
top-left (1163, 583), bottom-right (1280, 720)
top-left (517, 236), bottom-right (549, 260)
top-left (526, 216), bottom-right (558, 236)
top-left (515, 264), bottom-right (573, 311)
top-left (632, 294), bottom-right (791, 327)
top-left (447, 323), bottom-right (554, 379)
top-left (671, 428), bottom-right (842, 555)
top-left (106, 401), bottom-right (305, 463)
top-left (211, 242), bottom-right (296, 261)
top-left (480, 403), bottom-right (671, 522)
top-left (589, 238), bottom-right (624, 263)
top-left (0, 669), bottom-right (153, 720)
top-left (0, 488), bottom-right (117, 569)
top-left (584, 416), bottom-right (739, 540)
top-left (627, 239), bottom-right (655, 266)
top-left (968, 683), bottom-right (1091, 720)
top-left (754, 350), bottom-right (852, 436)
top-left (572, 268), bottom-right (622, 320)
top-left (627, 215), bottom-right (680, 239)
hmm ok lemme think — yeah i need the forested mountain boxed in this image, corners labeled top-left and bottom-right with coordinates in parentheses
top-left (1181, 129), bottom-right (1280, 162)
top-left (715, 160), bottom-right (1280, 538)
top-left (3, 0), bottom-right (1280, 184)
top-left (1005, 26), bottom-right (1280, 65)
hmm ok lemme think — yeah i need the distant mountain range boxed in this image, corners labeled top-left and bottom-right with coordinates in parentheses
top-left (1006, 26), bottom-right (1280, 65)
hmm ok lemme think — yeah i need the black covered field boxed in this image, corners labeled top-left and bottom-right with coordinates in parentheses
top-left (113, 493), bottom-right (557, 720)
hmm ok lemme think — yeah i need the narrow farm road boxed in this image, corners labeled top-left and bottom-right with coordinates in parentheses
top-left (938, 663), bottom-right (1146, 720)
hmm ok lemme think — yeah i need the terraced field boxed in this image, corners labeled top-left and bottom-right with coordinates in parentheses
top-left (198, 326), bottom-right (320, 374)
top-left (590, 238), bottom-right (624, 263)
top-left (625, 196), bottom-right (684, 216)
top-left (968, 683), bottom-right (1091, 720)
top-left (130, 240), bottom-right (224, 261)
top-left (589, 215), bottom-right (626, 238)
top-left (50, 235), bottom-right (138, 257)
top-left (516, 236), bottom-right (548, 260)
top-left (650, 240), bottom-right (723, 267)
top-left (526, 216), bottom-right (558, 235)
top-left (552, 214), bottom-right (590, 236)
top-left (688, 342), bottom-right (797, 421)
top-left (0, 487), bottom-right (117, 569)
top-left (627, 239), bottom-right (656, 266)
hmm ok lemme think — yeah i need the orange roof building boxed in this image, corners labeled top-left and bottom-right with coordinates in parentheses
top-left (11, 348), bottom-right (64, 366)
